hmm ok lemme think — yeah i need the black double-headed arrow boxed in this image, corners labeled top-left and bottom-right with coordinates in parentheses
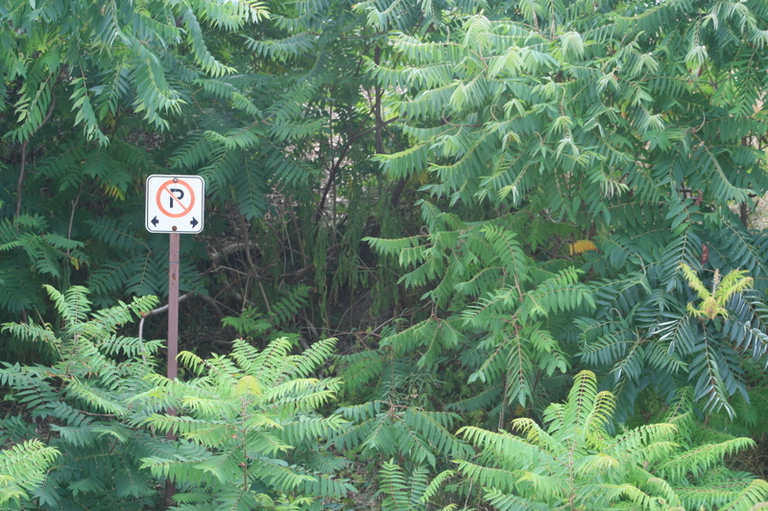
top-left (150, 216), bottom-right (199, 229)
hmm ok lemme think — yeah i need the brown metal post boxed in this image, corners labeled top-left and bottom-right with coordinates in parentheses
top-left (168, 232), bottom-right (180, 381)
top-left (165, 232), bottom-right (180, 508)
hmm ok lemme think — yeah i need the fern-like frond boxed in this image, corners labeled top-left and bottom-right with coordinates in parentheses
top-left (0, 440), bottom-right (59, 506)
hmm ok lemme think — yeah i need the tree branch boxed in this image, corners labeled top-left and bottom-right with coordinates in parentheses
top-left (15, 93), bottom-right (57, 218)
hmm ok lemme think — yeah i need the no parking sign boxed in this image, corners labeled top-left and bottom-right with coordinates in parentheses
top-left (143, 174), bottom-right (207, 393)
top-left (145, 175), bottom-right (205, 233)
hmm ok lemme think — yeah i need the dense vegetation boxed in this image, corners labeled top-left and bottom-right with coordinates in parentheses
top-left (3, 0), bottom-right (768, 509)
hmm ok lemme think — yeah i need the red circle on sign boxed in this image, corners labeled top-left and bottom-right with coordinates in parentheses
top-left (156, 179), bottom-right (196, 218)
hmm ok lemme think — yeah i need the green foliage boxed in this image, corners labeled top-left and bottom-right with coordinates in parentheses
top-left (167, 0), bottom-right (410, 335)
top-left (0, 0), bottom-right (263, 328)
top-left (0, 286), bottom-right (358, 509)
top-left (443, 371), bottom-right (768, 511)
top-left (4, 0), bottom-right (768, 508)
top-left (0, 214), bottom-right (86, 317)
top-left (0, 0), bottom-right (410, 353)
top-left (223, 285), bottom-right (312, 338)
top-left (363, 209), bottom-right (593, 423)
top-left (1, 0), bottom-right (267, 142)
top-left (0, 440), bottom-right (59, 507)
top-left (136, 336), bottom-right (357, 509)
top-left (378, 460), bottom-right (465, 511)
top-left (379, 461), bottom-right (430, 511)
top-left (366, 0), bottom-right (768, 420)
top-left (334, 399), bottom-right (471, 470)
top-left (0, 285), bottom-right (162, 509)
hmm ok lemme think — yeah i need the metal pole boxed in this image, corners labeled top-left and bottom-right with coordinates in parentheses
top-left (165, 232), bottom-right (180, 509)
top-left (168, 232), bottom-right (180, 381)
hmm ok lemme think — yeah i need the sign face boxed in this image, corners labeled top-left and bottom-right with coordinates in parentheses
top-left (145, 175), bottom-right (205, 233)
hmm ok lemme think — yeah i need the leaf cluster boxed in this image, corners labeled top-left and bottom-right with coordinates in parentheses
top-left (444, 371), bottom-right (768, 511)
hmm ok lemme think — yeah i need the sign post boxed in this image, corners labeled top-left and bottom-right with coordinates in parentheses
top-left (146, 174), bottom-right (205, 379)
top-left (167, 233), bottom-right (180, 380)
top-left (145, 175), bottom-right (205, 507)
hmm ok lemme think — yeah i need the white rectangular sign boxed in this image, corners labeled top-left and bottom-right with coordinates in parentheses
top-left (145, 175), bottom-right (205, 234)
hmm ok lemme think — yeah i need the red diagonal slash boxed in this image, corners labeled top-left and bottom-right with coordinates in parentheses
top-left (157, 179), bottom-right (195, 218)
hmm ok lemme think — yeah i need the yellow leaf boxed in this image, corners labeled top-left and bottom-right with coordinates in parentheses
top-left (103, 184), bottom-right (125, 201)
top-left (570, 240), bottom-right (598, 255)
top-left (235, 375), bottom-right (262, 397)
